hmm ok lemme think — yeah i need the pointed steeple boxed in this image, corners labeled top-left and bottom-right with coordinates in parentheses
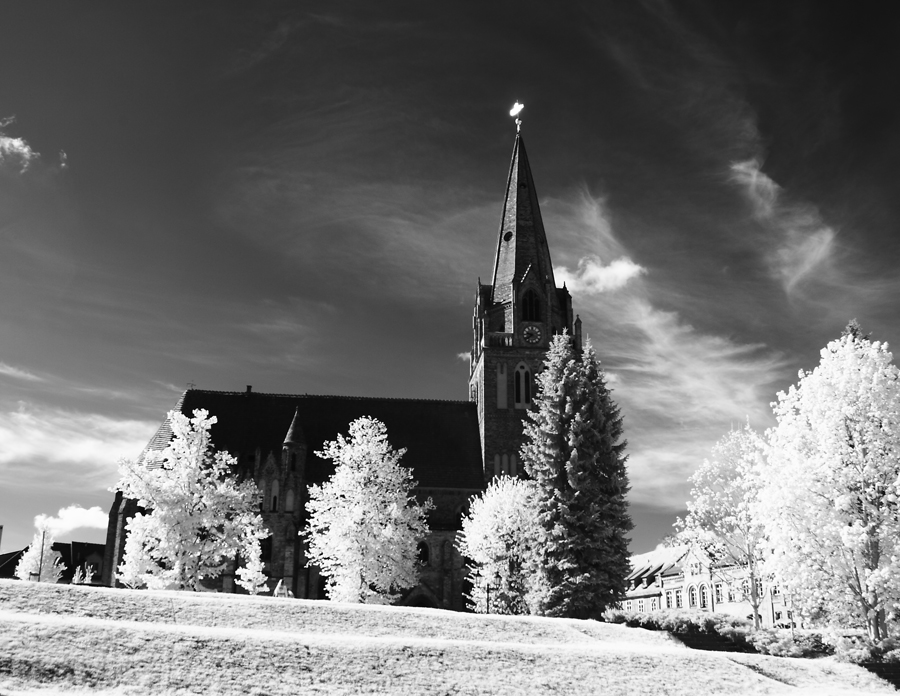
top-left (490, 134), bottom-right (558, 305)
top-left (283, 407), bottom-right (304, 445)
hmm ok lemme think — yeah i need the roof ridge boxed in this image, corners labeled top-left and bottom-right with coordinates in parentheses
top-left (184, 389), bottom-right (473, 405)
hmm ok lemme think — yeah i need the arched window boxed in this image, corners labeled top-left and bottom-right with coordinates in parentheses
top-left (417, 542), bottom-right (430, 566)
top-left (510, 454), bottom-right (517, 477)
top-left (285, 489), bottom-right (295, 513)
top-left (699, 585), bottom-right (708, 609)
top-left (514, 363), bottom-right (531, 408)
top-left (521, 290), bottom-right (540, 322)
top-left (271, 480), bottom-right (279, 512)
top-left (494, 454), bottom-right (501, 478)
top-left (689, 586), bottom-right (697, 608)
top-left (501, 454), bottom-right (509, 475)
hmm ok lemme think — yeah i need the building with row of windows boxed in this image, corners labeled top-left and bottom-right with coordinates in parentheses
top-left (623, 545), bottom-right (794, 628)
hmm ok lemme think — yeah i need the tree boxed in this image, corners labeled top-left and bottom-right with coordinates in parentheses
top-left (675, 423), bottom-right (768, 627)
top-left (457, 476), bottom-right (542, 614)
top-left (113, 409), bottom-right (268, 593)
top-left (303, 416), bottom-right (432, 604)
top-left (521, 334), bottom-right (632, 619)
top-left (15, 524), bottom-right (65, 583)
top-left (760, 323), bottom-right (900, 641)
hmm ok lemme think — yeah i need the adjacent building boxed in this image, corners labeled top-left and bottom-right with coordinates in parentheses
top-left (624, 545), bottom-right (793, 628)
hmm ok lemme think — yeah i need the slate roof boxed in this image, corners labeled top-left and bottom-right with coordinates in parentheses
top-left (627, 544), bottom-right (690, 583)
top-left (490, 134), bottom-right (559, 306)
top-left (147, 389), bottom-right (485, 491)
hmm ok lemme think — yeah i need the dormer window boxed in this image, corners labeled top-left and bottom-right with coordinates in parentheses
top-left (521, 290), bottom-right (540, 322)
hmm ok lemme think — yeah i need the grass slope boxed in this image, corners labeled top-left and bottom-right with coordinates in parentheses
top-left (0, 580), bottom-right (893, 696)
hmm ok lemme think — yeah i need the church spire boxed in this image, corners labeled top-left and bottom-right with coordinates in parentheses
top-left (283, 407), bottom-right (304, 445)
top-left (490, 133), bottom-right (558, 306)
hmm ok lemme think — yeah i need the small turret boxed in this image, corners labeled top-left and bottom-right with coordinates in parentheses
top-left (282, 407), bottom-right (306, 475)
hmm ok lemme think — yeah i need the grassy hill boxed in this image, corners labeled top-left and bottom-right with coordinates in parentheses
top-left (0, 579), bottom-right (893, 695)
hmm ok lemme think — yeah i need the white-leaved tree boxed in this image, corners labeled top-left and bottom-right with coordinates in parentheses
top-left (15, 524), bottom-right (65, 583)
top-left (760, 322), bottom-right (900, 641)
top-left (303, 416), bottom-right (432, 604)
top-left (457, 476), bottom-right (542, 614)
top-left (113, 409), bottom-right (268, 593)
top-left (676, 423), bottom-right (768, 628)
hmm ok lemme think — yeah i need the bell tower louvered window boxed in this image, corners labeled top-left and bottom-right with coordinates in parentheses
top-left (521, 290), bottom-right (540, 322)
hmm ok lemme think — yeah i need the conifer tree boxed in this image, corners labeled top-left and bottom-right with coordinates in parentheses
top-left (521, 334), bottom-right (632, 619)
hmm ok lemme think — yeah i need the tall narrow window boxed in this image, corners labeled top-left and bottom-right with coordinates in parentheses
top-left (510, 454), bottom-right (517, 477)
top-left (271, 480), bottom-right (279, 512)
top-left (501, 454), bottom-right (509, 475)
top-left (496, 363), bottom-right (507, 409)
top-left (521, 290), bottom-right (540, 321)
top-left (514, 363), bottom-right (531, 408)
top-left (493, 454), bottom-right (501, 478)
top-left (285, 489), bottom-right (295, 513)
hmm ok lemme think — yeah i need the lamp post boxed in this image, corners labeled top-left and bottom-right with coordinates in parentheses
top-left (36, 529), bottom-right (46, 583)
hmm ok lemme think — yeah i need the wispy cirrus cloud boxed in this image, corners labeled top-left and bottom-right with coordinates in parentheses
top-left (544, 191), bottom-right (788, 510)
top-left (0, 362), bottom-right (44, 383)
top-left (730, 157), bottom-right (837, 295)
top-left (0, 402), bottom-right (156, 492)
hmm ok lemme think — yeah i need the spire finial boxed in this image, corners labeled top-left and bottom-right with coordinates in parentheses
top-left (510, 101), bottom-right (524, 132)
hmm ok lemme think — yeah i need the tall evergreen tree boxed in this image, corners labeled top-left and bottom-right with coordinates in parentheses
top-left (521, 334), bottom-right (632, 619)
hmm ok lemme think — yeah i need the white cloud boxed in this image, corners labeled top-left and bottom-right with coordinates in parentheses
top-left (35, 505), bottom-right (108, 537)
top-left (555, 256), bottom-right (646, 294)
top-left (0, 116), bottom-right (40, 174)
top-left (0, 362), bottom-right (44, 382)
top-left (0, 402), bottom-right (157, 491)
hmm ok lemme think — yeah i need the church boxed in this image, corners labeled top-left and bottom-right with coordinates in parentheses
top-left (103, 128), bottom-right (583, 610)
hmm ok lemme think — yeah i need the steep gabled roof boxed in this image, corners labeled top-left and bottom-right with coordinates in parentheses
top-left (627, 544), bottom-right (690, 581)
top-left (148, 389), bottom-right (485, 491)
top-left (490, 134), bottom-right (558, 305)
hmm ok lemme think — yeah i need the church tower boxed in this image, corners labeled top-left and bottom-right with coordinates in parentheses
top-left (469, 130), bottom-right (577, 481)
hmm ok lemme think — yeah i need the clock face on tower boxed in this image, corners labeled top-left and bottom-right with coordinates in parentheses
top-left (523, 325), bottom-right (542, 344)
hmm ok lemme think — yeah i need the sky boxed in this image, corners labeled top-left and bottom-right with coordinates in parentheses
top-left (1, 2), bottom-right (899, 556)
